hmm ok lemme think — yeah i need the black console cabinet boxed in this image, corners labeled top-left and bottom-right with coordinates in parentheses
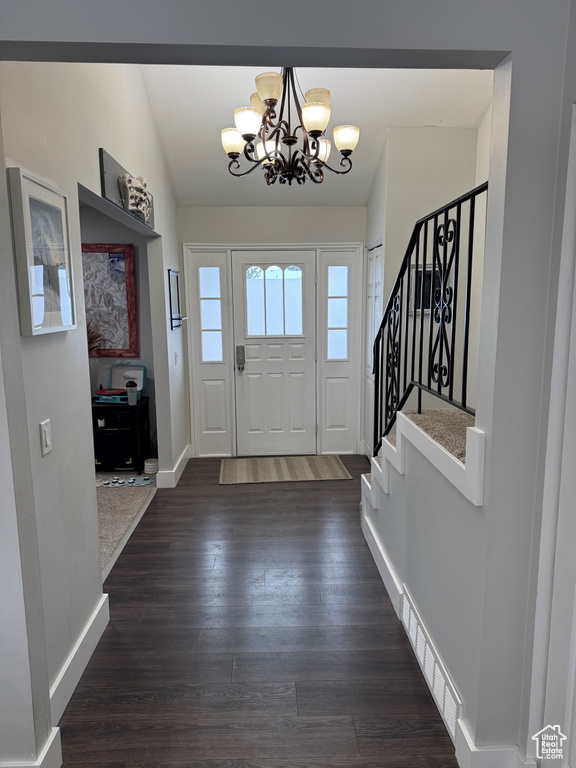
top-left (92, 397), bottom-right (150, 474)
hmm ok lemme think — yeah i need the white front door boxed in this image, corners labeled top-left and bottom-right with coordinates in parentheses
top-left (231, 250), bottom-right (317, 456)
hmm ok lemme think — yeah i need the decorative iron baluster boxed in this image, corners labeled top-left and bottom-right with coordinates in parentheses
top-left (448, 204), bottom-right (462, 402)
top-left (385, 294), bottom-right (402, 429)
top-left (430, 217), bottom-right (456, 391)
top-left (373, 329), bottom-right (382, 453)
top-left (418, 220), bottom-right (428, 413)
top-left (461, 195), bottom-right (476, 409)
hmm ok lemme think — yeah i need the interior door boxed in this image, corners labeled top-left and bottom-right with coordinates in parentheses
top-left (232, 250), bottom-right (317, 456)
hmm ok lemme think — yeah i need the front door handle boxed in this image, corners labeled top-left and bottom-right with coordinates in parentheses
top-left (236, 345), bottom-right (245, 372)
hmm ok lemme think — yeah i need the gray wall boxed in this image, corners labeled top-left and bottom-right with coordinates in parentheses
top-left (178, 206), bottom-right (366, 245)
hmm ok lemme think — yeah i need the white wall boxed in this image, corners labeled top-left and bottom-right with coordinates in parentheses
top-left (0, 114), bottom-right (55, 762)
top-left (380, 127), bottom-right (478, 300)
top-left (0, 338), bottom-right (51, 762)
top-left (365, 133), bottom-right (388, 249)
top-left (0, 60), bottom-right (185, 711)
top-left (476, 105), bottom-right (492, 183)
top-left (466, 104), bottom-right (492, 408)
top-left (365, 126), bottom-right (483, 414)
top-left (178, 206), bottom-right (366, 245)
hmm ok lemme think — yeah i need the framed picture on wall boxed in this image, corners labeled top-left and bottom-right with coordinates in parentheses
top-left (7, 167), bottom-right (76, 335)
top-left (82, 243), bottom-right (139, 357)
top-left (409, 264), bottom-right (438, 314)
top-left (168, 269), bottom-right (183, 329)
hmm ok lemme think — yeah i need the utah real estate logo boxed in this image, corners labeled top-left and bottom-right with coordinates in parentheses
top-left (532, 724), bottom-right (567, 761)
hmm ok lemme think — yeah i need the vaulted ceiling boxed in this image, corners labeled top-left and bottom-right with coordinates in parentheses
top-left (142, 65), bottom-right (493, 208)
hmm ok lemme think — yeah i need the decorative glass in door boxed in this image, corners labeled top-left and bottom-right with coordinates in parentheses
top-left (245, 264), bottom-right (303, 336)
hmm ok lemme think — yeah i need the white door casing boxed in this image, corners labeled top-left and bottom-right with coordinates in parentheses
top-left (363, 243), bottom-right (384, 457)
top-left (185, 243), bottom-right (363, 457)
top-left (317, 246), bottom-right (363, 454)
top-left (232, 250), bottom-right (317, 456)
top-left (185, 250), bottom-right (235, 456)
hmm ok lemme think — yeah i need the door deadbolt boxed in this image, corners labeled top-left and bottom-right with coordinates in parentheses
top-left (236, 345), bottom-right (246, 372)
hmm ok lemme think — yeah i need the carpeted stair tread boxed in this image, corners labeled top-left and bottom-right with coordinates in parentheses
top-left (402, 408), bottom-right (474, 462)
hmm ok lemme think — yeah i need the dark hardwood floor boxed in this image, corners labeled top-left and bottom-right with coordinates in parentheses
top-left (59, 455), bottom-right (458, 768)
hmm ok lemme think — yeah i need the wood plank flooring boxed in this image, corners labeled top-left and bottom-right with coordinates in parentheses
top-left (59, 455), bottom-right (458, 768)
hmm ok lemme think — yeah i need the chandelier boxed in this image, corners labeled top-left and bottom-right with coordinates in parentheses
top-left (221, 68), bottom-right (360, 186)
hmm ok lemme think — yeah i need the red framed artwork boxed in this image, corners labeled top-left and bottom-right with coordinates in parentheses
top-left (82, 243), bottom-right (139, 357)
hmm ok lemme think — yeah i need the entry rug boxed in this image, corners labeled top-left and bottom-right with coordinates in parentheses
top-left (219, 455), bottom-right (352, 485)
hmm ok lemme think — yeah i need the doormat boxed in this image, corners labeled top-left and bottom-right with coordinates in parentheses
top-left (219, 455), bottom-right (352, 485)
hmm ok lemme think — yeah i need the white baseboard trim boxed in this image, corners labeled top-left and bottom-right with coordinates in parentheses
top-left (456, 720), bottom-right (536, 768)
top-left (1, 727), bottom-right (62, 768)
top-left (49, 593), bottom-right (109, 724)
top-left (361, 509), bottom-right (403, 616)
top-left (156, 444), bottom-right (191, 488)
top-left (373, 413), bottom-right (484, 506)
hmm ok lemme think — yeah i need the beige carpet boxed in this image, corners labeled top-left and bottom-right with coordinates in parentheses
top-left (97, 477), bottom-right (156, 576)
top-left (385, 409), bottom-right (474, 462)
top-left (219, 455), bottom-right (352, 485)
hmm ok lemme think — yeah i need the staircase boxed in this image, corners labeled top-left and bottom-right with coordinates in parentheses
top-left (373, 183), bottom-right (488, 456)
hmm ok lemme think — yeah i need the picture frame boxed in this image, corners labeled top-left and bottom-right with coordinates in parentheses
top-left (7, 167), bottom-right (76, 335)
top-left (82, 243), bottom-right (139, 357)
top-left (168, 269), bottom-right (183, 329)
top-left (409, 264), bottom-right (436, 314)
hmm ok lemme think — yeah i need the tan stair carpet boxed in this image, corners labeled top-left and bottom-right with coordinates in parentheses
top-left (219, 455), bottom-right (352, 485)
top-left (403, 408), bottom-right (474, 462)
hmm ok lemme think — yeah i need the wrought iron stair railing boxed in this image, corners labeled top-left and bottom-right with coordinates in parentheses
top-left (373, 182), bottom-right (488, 456)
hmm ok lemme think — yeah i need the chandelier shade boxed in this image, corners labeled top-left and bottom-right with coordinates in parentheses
top-left (301, 102), bottom-right (332, 137)
top-left (222, 67), bottom-right (360, 186)
top-left (221, 128), bottom-right (246, 156)
top-left (333, 124), bottom-right (360, 155)
top-left (233, 107), bottom-right (262, 139)
top-left (250, 92), bottom-right (266, 114)
top-left (316, 138), bottom-right (331, 163)
top-left (305, 87), bottom-right (330, 106)
top-left (256, 140), bottom-right (278, 164)
top-left (255, 72), bottom-right (283, 104)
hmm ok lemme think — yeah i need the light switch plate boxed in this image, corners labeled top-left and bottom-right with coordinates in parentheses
top-left (40, 419), bottom-right (52, 456)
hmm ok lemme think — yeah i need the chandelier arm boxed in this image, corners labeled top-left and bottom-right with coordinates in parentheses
top-left (288, 68), bottom-right (311, 154)
top-left (304, 158), bottom-right (325, 184)
top-left (265, 125), bottom-right (286, 143)
top-left (304, 164), bottom-right (324, 184)
top-left (278, 68), bottom-right (289, 119)
top-left (292, 151), bottom-right (323, 185)
top-left (227, 155), bottom-right (270, 178)
top-left (242, 141), bottom-right (258, 163)
top-left (315, 155), bottom-right (354, 176)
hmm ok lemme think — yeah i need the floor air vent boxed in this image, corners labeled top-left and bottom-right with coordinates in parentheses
top-left (401, 587), bottom-right (462, 742)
